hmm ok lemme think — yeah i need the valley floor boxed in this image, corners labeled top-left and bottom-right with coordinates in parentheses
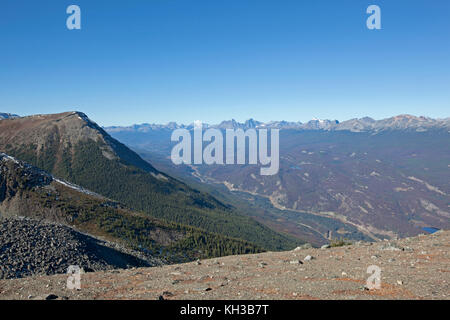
top-left (0, 231), bottom-right (448, 300)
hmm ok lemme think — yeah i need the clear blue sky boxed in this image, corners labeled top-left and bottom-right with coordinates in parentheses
top-left (1, 0), bottom-right (449, 126)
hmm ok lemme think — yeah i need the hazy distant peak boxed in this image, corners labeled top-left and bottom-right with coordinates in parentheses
top-left (302, 119), bottom-right (339, 130)
top-left (0, 113), bottom-right (20, 120)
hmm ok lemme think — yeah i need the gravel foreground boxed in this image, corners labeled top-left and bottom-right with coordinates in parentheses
top-left (0, 230), bottom-right (448, 300)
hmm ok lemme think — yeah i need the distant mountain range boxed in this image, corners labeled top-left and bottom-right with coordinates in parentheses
top-left (0, 113), bottom-right (19, 120)
top-left (105, 115), bottom-right (450, 133)
top-left (104, 114), bottom-right (450, 244)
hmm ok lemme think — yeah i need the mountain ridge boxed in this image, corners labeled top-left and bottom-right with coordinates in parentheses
top-left (0, 112), bottom-right (299, 251)
top-left (104, 114), bottom-right (450, 133)
top-left (0, 151), bottom-right (264, 268)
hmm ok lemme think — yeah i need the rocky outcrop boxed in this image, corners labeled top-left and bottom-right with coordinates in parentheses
top-left (0, 153), bottom-right (53, 202)
top-left (0, 217), bottom-right (155, 279)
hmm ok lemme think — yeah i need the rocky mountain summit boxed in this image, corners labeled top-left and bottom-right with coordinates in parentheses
top-left (0, 230), bottom-right (447, 300)
top-left (0, 111), bottom-right (159, 174)
top-left (336, 114), bottom-right (450, 132)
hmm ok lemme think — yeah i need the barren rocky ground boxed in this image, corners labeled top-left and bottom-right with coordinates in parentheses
top-left (0, 218), bottom-right (159, 280)
top-left (0, 230), bottom-right (448, 300)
